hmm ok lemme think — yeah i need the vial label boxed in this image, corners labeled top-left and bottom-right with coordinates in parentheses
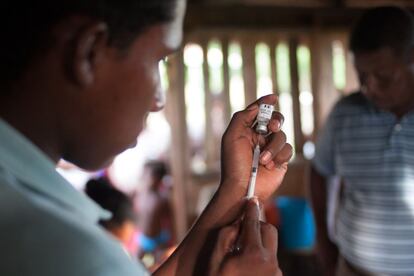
top-left (256, 104), bottom-right (274, 134)
top-left (257, 104), bottom-right (274, 121)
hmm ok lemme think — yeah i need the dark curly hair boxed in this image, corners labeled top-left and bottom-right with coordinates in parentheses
top-left (1, 0), bottom-right (178, 87)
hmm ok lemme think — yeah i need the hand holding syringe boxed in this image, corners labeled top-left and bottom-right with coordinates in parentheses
top-left (210, 95), bottom-right (291, 273)
top-left (246, 104), bottom-right (274, 199)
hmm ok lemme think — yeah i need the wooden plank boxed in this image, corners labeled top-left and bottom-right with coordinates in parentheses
top-left (269, 39), bottom-right (280, 110)
top-left (241, 39), bottom-right (258, 106)
top-left (345, 52), bottom-right (359, 93)
top-left (345, 0), bottom-right (414, 7)
top-left (310, 30), bottom-right (340, 138)
top-left (337, 33), bottom-right (359, 93)
top-left (201, 40), bottom-right (216, 168)
top-left (288, 37), bottom-right (305, 154)
top-left (200, 0), bottom-right (332, 7)
top-left (165, 51), bottom-right (190, 240)
top-left (185, 5), bottom-right (364, 30)
top-left (222, 38), bottom-right (232, 124)
top-left (193, 0), bottom-right (414, 8)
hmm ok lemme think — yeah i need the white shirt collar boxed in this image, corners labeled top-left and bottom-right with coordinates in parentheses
top-left (0, 118), bottom-right (111, 223)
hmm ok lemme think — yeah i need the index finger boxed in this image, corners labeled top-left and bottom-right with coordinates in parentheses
top-left (246, 94), bottom-right (277, 111)
top-left (239, 197), bottom-right (262, 249)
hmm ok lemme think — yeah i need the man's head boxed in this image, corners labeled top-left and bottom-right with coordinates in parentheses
top-left (1, 1), bottom-right (186, 170)
top-left (350, 6), bottom-right (414, 116)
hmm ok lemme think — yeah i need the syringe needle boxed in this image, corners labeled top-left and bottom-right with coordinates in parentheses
top-left (247, 144), bottom-right (261, 198)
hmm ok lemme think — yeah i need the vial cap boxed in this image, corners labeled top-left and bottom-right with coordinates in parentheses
top-left (256, 124), bottom-right (268, 134)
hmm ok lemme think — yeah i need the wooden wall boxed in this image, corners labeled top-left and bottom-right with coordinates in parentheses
top-left (167, 0), bottom-right (412, 240)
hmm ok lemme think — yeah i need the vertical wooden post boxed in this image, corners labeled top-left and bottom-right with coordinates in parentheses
top-left (289, 37), bottom-right (304, 154)
top-left (339, 33), bottom-right (359, 93)
top-left (269, 40), bottom-right (280, 110)
top-left (222, 38), bottom-right (232, 125)
top-left (201, 39), bottom-right (216, 168)
top-left (310, 30), bottom-right (338, 138)
top-left (241, 39), bottom-right (257, 106)
top-left (165, 51), bottom-right (189, 241)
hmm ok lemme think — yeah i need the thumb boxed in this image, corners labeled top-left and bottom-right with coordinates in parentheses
top-left (209, 225), bottom-right (239, 275)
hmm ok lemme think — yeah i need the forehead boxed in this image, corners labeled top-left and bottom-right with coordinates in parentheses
top-left (354, 47), bottom-right (402, 72)
top-left (126, 0), bottom-right (185, 54)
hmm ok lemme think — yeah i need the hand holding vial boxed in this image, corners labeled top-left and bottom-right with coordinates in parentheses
top-left (210, 95), bottom-right (290, 276)
top-left (219, 94), bottom-right (292, 204)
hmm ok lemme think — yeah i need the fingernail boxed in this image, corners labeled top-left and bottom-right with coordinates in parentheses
top-left (261, 151), bottom-right (272, 163)
top-left (276, 120), bottom-right (281, 130)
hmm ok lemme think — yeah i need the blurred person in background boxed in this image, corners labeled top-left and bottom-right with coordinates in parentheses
top-left (85, 177), bottom-right (139, 257)
top-left (136, 161), bottom-right (174, 262)
top-left (310, 6), bottom-right (414, 276)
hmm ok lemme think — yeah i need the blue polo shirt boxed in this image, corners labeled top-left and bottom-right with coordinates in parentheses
top-left (313, 92), bottom-right (414, 275)
top-left (0, 118), bottom-right (148, 275)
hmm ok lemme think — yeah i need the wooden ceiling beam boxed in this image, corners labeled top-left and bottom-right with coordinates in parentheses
top-left (345, 0), bottom-right (414, 7)
top-left (184, 5), bottom-right (364, 30)
top-left (185, 2), bottom-right (414, 31)
top-left (189, 0), bottom-right (414, 8)
top-left (190, 0), bottom-right (332, 8)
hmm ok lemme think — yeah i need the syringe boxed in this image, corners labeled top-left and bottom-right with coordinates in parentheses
top-left (246, 144), bottom-right (261, 198)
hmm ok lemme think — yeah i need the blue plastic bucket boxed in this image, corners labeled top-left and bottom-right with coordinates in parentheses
top-left (276, 196), bottom-right (316, 251)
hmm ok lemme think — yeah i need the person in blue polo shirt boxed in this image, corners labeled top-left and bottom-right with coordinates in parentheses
top-left (0, 1), bottom-right (292, 275)
top-left (311, 6), bottom-right (414, 276)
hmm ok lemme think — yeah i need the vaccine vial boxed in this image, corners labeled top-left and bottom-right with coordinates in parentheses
top-left (256, 104), bottom-right (274, 134)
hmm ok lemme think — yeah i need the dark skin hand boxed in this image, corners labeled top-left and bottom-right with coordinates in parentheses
top-left (154, 95), bottom-right (292, 276)
top-left (219, 94), bottom-right (292, 203)
top-left (209, 198), bottom-right (283, 276)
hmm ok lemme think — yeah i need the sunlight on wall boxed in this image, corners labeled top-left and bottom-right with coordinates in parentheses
top-left (297, 45), bottom-right (314, 137)
top-left (333, 40), bottom-right (346, 91)
top-left (159, 59), bottom-right (169, 91)
top-left (208, 40), bottom-right (226, 137)
top-left (208, 40), bottom-right (224, 95)
top-left (184, 43), bottom-right (206, 144)
top-left (229, 42), bottom-right (245, 114)
top-left (255, 43), bottom-right (273, 98)
top-left (276, 43), bottom-right (295, 150)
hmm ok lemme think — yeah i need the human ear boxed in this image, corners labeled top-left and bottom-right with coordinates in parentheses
top-left (71, 22), bottom-right (108, 86)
